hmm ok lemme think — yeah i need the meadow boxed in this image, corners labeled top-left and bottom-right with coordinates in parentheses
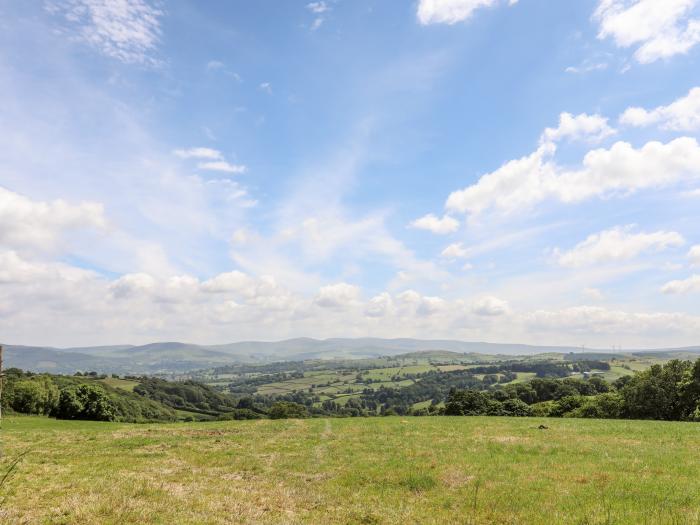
top-left (2, 415), bottom-right (700, 524)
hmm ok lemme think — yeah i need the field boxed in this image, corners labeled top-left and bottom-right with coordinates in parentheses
top-left (196, 352), bottom-right (614, 405)
top-left (2, 416), bottom-right (700, 524)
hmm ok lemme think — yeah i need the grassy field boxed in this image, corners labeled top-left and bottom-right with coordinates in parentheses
top-left (2, 416), bottom-right (700, 524)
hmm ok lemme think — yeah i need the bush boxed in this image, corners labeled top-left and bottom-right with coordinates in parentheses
top-left (445, 390), bottom-right (491, 416)
top-left (269, 401), bottom-right (309, 419)
top-left (9, 378), bottom-right (59, 415)
top-left (549, 395), bottom-right (585, 417)
top-left (529, 401), bottom-right (555, 417)
top-left (569, 393), bottom-right (624, 419)
top-left (501, 398), bottom-right (533, 417)
top-left (52, 385), bottom-right (116, 421)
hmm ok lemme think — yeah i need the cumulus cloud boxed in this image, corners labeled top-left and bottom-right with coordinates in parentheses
top-left (416, 296), bottom-right (447, 316)
top-left (661, 274), bottom-right (700, 294)
top-left (109, 272), bottom-right (156, 299)
top-left (554, 226), bottom-right (685, 267)
top-left (410, 214), bottom-right (460, 234)
top-left (540, 112), bottom-right (615, 145)
top-left (46, 0), bottom-right (164, 66)
top-left (620, 87), bottom-right (700, 131)
top-left (689, 245), bottom-right (700, 267)
top-left (314, 283), bottom-right (361, 308)
top-left (0, 186), bottom-right (106, 252)
top-left (471, 295), bottom-right (510, 316)
top-left (446, 137), bottom-right (700, 217)
top-left (201, 271), bottom-right (253, 294)
top-left (365, 292), bottom-right (393, 318)
top-left (594, 0), bottom-right (700, 64)
top-left (525, 305), bottom-right (700, 334)
top-left (417, 0), bottom-right (517, 25)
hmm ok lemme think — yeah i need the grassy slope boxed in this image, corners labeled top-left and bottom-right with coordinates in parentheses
top-left (2, 416), bottom-right (700, 524)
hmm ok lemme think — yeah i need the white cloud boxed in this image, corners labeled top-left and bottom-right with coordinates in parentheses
top-left (307, 1), bottom-right (329, 29)
top-left (555, 226), bottom-right (685, 267)
top-left (417, 0), bottom-right (517, 25)
top-left (173, 147), bottom-right (223, 160)
top-left (565, 62), bottom-right (609, 74)
top-left (441, 242), bottom-right (470, 258)
top-left (109, 272), bottom-right (156, 299)
top-left (306, 1), bottom-right (329, 14)
top-left (620, 87), bottom-right (700, 131)
top-left (594, 0), bottom-right (700, 64)
top-left (259, 82), bottom-right (273, 94)
top-left (689, 245), bottom-right (700, 267)
top-left (525, 305), bottom-right (700, 334)
top-left (174, 148), bottom-right (247, 174)
top-left (365, 292), bottom-right (393, 318)
top-left (661, 274), bottom-right (700, 294)
top-left (0, 186), bottom-right (106, 252)
top-left (201, 271), bottom-right (253, 294)
top-left (416, 296), bottom-right (447, 316)
top-left (197, 161), bottom-right (247, 174)
top-left (205, 60), bottom-right (242, 81)
top-left (410, 214), bottom-right (460, 234)
top-left (314, 282), bottom-right (361, 308)
top-left (46, 0), bottom-right (164, 66)
top-left (583, 287), bottom-right (605, 301)
top-left (446, 137), bottom-right (700, 217)
top-left (472, 296), bottom-right (510, 316)
top-left (540, 112), bottom-right (616, 145)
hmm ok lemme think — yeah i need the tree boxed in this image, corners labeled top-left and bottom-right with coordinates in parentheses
top-left (10, 378), bottom-right (58, 415)
top-left (53, 385), bottom-right (115, 421)
top-left (569, 392), bottom-right (623, 419)
top-left (445, 390), bottom-right (491, 416)
top-left (501, 398), bottom-right (533, 417)
top-left (269, 401), bottom-right (309, 419)
top-left (620, 360), bottom-right (690, 420)
top-left (549, 395), bottom-right (585, 417)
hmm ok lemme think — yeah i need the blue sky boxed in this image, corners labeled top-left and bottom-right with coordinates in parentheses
top-left (1, 0), bottom-right (700, 347)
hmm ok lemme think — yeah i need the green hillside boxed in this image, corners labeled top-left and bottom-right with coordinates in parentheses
top-left (2, 416), bottom-right (699, 524)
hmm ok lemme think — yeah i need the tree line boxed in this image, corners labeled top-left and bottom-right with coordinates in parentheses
top-left (445, 359), bottom-right (700, 421)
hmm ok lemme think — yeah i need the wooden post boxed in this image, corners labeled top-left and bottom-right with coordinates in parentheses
top-left (0, 345), bottom-right (3, 422)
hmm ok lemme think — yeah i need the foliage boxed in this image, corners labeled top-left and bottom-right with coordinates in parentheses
top-left (52, 384), bottom-right (116, 421)
top-left (445, 358), bottom-right (700, 422)
top-left (269, 401), bottom-right (309, 419)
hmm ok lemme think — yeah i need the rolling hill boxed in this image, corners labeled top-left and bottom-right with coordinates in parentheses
top-left (4, 338), bottom-right (699, 375)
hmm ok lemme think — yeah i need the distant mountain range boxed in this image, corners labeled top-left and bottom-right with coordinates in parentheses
top-left (3, 338), bottom-right (699, 375)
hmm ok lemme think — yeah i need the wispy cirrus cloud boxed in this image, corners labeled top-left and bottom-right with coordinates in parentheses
top-left (46, 0), bottom-right (164, 66)
top-left (173, 148), bottom-right (247, 174)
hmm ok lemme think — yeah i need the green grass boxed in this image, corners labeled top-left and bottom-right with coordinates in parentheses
top-left (2, 416), bottom-right (700, 524)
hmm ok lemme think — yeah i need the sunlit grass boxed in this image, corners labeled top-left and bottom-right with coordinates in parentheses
top-left (2, 415), bottom-right (700, 524)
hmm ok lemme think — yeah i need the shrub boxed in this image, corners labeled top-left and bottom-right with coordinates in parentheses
top-left (52, 385), bottom-right (116, 421)
top-left (501, 398), bottom-right (533, 417)
top-left (269, 401), bottom-right (309, 419)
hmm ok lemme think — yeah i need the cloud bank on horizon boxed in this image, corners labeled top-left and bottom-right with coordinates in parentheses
top-left (1, 0), bottom-right (699, 348)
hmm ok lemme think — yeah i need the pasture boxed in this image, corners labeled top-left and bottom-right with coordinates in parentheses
top-left (2, 416), bottom-right (700, 524)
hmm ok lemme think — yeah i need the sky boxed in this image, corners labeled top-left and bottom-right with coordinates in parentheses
top-left (1, 0), bottom-right (700, 348)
